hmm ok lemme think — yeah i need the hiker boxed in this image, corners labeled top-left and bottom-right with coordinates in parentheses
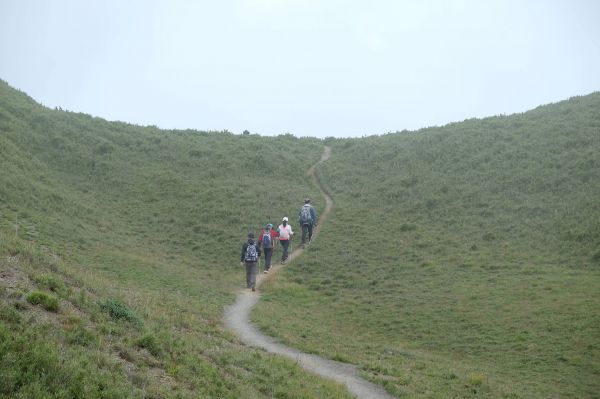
top-left (240, 233), bottom-right (261, 291)
top-left (298, 198), bottom-right (317, 246)
top-left (277, 217), bottom-right (294, 264)
top-left (258, 223), bottom-right (278, 273)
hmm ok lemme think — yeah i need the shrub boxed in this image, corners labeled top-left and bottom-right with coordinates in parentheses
top-left (99, 299), bottom-right (140, 325)
top-left (26, 291), bottom-right (59, 312)
top-left (136, 333), bottom-right (162, 356)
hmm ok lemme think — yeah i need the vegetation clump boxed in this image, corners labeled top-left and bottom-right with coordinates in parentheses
top-left (136, 333), bottom-right (162, 356)
top-left (34, 274), bottom-right (70, 298)
top-left (99, 299), bottom-right (140, 325)
top-left (26, 291), bottom-right (59, 312)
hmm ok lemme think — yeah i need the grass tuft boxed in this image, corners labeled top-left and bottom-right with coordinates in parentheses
top-left (26, 291), bottom-right (59, 312)
top-left (33, 274), bottom-right (70, 298)
top-left (136, 333), bottom-right (162, 356)
top-left (468, 372), bottom-right (486, 387)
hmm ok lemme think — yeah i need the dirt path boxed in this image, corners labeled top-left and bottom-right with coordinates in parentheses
top-left (224, 146), bottom-right (396, 399)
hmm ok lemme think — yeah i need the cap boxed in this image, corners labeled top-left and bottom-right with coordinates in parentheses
top-left (267, 223), bottom-right (273, 228)
top-left (282, 216), bottom-right (289, 222)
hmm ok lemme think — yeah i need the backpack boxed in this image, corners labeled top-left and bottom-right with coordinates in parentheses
top-left (245, 243), bottom-right (258, 262)
top-left (262, 232), bottom-right (273, 248)
top-left (300, 206), bottom-right (312, 224)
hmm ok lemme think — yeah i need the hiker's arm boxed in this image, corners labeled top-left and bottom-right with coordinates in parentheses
top-left (311, 207), bottom-right (317, 224)
top-left (240, 244), bottom-right (247, 262)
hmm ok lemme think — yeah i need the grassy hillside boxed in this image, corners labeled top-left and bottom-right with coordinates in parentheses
top-left (2, 78), bottom-right (599, 398)
top-left (253, 94), bottom-right (600, 398)
top-left (0, 80), bottom-right (353, 398)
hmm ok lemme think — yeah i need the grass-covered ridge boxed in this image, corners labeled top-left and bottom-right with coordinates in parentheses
top-left (253, 93), bottom-right (600, 398)
top-left (0, 80), bottom-right (353, 398)
top-left (2, 77), bottom-right (599, 398)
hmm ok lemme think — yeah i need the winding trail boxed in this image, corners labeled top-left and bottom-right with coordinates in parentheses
top-left (224, 147), bottom-right (396, 399)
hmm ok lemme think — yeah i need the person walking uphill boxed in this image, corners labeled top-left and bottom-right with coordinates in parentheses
top-left (299, 198), bottom-right (317, 247)
top-left (240, 233), bottom-right (261, 291)
top-left (258, 223), bottom-right (278, 274)
top-left (278, 217), bottom-right (294, 264)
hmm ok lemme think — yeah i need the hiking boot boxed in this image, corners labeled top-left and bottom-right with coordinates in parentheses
top-left (251, 286), bottom-right (255, 292)
top-left (263, 270), bottom-right (269, 274)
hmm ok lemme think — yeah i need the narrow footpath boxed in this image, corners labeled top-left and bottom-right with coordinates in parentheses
top-left (224, 146), bottom-right (396, 399)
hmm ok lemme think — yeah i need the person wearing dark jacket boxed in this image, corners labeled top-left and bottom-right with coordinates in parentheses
top-left (298, 198), bottom-right (317, 247)
top-left (240, 233), bottom-right (261, 291)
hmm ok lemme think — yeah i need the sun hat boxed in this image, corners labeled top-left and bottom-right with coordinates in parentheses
top-left (282, 216), bottom-right (288, 222)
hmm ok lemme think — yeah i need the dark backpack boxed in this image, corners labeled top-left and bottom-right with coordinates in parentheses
top-left (262, 232), bottom-right (273, 248)
top-left (300, 206), bottom-right (312, 224)
top-left (245, 243), bottom-right (258, 262)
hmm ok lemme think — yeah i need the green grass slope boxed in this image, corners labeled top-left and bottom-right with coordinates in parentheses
top-left (253, 94), bottom-right (600, 398)
top-left (0, 80), bottom-right (353, 398)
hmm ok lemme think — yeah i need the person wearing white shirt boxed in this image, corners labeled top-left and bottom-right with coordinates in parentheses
top-left (278, 217), bottom-right (294, 264)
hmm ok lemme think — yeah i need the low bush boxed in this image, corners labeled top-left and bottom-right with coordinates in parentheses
top-left (99, 299), bottom-right (140, 325)
top-left (26, 291), bottom-right (59, 312)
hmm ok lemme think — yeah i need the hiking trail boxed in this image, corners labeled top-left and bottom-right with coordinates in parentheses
top-left (224, 146), bottom-right (396, 399)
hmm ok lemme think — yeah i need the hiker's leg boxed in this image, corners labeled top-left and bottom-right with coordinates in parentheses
top-left (249, 261), bottom-right (258, 288)
top-left (245, 262), bottom-right (252, 288)
top-left (264, 248), bottom-right (272, 270)
top-left (301, 224), bottom-right (309, 244)
top-left (281, 240), bottom-right (289, 261)
top-left (307, 223), bottom-right (314, 241)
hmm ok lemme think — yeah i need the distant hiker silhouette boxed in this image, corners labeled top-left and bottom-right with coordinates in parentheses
top-left (298, 198), bottom-right (317, 247)
top-left (240, 233), bottom-right (261, 291)
top-left (258, 223), bottom-right (278, 273)
top-left (277, 217), bottom-right (294, 264)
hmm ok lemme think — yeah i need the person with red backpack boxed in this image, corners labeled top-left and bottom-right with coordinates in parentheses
top-left (258, 223), bottom-right (278, 273)
top-left (240, 233), bottom-right (261, 291)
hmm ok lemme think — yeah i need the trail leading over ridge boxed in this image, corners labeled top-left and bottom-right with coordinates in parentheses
top-left (224, 146), bottom-right (396, 399)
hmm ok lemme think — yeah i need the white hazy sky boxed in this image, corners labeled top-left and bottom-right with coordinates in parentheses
top-left (1, 0), bottom-right (599, 137)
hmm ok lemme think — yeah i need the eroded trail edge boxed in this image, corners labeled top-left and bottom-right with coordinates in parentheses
top-left (224, 146), bottom-right (396, 399)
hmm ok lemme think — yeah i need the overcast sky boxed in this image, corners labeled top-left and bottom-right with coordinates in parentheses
top-left (1, 0), bottom-right (599, 137)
